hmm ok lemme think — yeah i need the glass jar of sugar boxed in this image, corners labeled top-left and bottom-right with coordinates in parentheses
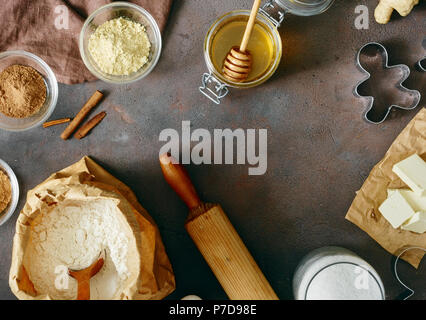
top-left (199, 0), bottom-right (335, 104)
top-left (293, 246), bottom-right (385, 300)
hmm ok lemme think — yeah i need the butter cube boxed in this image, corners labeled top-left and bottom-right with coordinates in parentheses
top-left (378, 190), bottom-right (416, 228)
top-left (387, 189), bottom-right (426, 212)
top-left (401, 212), bottom-right (426, 234)
top-left (393, 154), bottom-right (426, 197)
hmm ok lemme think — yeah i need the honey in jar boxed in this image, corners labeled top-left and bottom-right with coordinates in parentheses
top-left (211, 17), bottom-right (275, 83)
top-left (203, 10), bottom-right (282, 91)
top-left (200, 1), bottom-right (335, 103)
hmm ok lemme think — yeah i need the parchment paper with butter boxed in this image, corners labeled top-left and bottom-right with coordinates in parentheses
top-left (9, 156), bottom-right (175, 300)
top-left (346, 108), bottom-right (426, 268)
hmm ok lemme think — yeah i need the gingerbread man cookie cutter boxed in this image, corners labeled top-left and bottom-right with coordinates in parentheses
top-left (354, 42), bottom-right (421, 124)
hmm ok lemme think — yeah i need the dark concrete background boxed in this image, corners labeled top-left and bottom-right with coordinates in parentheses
top-left (0, 0), bottom-right (425, 300)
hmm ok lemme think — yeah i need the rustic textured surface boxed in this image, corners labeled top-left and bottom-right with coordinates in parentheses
top-left (0, 0), bottom-right (425, 300)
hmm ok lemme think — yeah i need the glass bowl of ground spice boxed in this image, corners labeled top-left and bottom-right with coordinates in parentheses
top-left (0, 158), bottom-right (19, 226)
top-left (0, 51), bottom-right (58, 131)
top-left (79, 2), bottom-right (162, 84)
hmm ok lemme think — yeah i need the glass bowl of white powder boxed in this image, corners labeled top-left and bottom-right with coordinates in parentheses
top-left (79, 2), bottom-right (162, 84)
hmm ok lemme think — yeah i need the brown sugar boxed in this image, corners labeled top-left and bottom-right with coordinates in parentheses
top-left (0, 65), bottom-right (47, 118)
top-left (0, 170), bottom-right (11, 215)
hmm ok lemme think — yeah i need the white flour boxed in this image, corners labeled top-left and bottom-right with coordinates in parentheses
top-left (24, 199), bottom-right (133, 300)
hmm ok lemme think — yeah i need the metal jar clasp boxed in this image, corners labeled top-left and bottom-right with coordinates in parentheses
top-left (199, 73), bottom-right (229, 105)
top-left (260, 0), bottom-right (285, 28)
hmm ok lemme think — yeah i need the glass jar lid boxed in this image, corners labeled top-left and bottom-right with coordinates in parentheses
top-left (273, 0), bottom-right (335, 16)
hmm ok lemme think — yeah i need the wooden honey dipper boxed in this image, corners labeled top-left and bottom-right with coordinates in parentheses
top-left (222, 0), bottom-right (262, 82)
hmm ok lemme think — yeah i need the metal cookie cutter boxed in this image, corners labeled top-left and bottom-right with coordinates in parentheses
top-left (394, 247), bottom-right (426, 300)
top-left (416, 57), bottom-right (426, 72)
top-left (354, 42), bottom-right (421, 124)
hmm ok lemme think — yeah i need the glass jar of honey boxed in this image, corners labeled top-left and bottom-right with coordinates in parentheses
top-left (199, 0), bottom-right (335, 104)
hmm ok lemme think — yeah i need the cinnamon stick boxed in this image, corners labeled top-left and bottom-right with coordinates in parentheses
top-left (43, 118), bottom-right (71, 128)
top-left (74, 111), bottom-right (106, 140)
top-left (61, 90), bottom-right (103, 140)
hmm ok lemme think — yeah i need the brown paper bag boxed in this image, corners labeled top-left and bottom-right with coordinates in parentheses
top-left (346, 108), bottom-right (426, 268)
top-left (9, 156), bottom-right (175, 299)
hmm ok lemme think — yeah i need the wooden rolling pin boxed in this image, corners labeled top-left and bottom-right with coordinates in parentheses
top-left (160, 154), bottom-right (278, 300)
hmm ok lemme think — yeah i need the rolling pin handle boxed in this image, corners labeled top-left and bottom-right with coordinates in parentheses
top-left (159, 153), bottom-right (202, 210)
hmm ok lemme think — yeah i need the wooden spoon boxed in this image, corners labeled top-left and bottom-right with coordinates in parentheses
top-left (68, 251), bottom-right (105, 300)
top-left (222, 0), bottom-right (262, 82)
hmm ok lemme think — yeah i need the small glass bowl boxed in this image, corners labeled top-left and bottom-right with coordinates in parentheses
top-left (0, 158), bottom-right (19, 226)
top-left (0, 51), bottom-right (58, 132)
top-left (79, 2), bottom-right (162, 84)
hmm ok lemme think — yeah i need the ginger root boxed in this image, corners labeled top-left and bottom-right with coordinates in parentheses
top-left (374, 0), bottom-right (419, 24)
